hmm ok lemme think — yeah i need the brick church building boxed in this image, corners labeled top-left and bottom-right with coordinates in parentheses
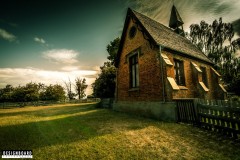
top-left (113, 6), bottom-right (226, 120)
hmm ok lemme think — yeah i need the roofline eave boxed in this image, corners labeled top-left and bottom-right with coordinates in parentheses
top-left (156, 43), bottom-right (214, 65)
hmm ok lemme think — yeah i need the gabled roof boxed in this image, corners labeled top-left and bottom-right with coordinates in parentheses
top-left (116, 8), bottom-right (213, 67)
top-left (169, 5), bottom-right (184, 29)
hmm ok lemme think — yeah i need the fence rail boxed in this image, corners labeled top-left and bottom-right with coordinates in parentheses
top-left (197, 99), bottom-right (240, 108)
top-left (197, 101), bottom-right (240, 139)
top-left (175, 99), bottom-right (240, 140)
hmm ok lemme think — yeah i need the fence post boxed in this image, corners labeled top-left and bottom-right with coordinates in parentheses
top-left (175, 101), bottom-right (179, 123)
top-left (193, 98), bottom-right (200, 126)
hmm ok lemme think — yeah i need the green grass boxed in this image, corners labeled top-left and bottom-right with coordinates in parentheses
top-left (0, 103), bottom-right (240, 159)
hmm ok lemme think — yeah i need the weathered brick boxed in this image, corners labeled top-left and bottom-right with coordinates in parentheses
top-left (116, 18), bottom-right (226, 102)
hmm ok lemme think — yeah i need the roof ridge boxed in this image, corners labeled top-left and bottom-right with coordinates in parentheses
top-left (131, 9), bottom-right (190, 45)
top-left (130, 9), bottom-right (213, 64)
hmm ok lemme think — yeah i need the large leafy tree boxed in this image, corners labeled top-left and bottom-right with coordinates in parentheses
top-left (0, 84), bottom-right (14, 102)
top-left (187, 18), bottom-right (240, 94)
top-left (40, 84), bottom-right (66, 101)
top-left (107, 37), bottom-right (120, 66)
top-left (92, 37), bottom-right (120, 98)
top-left (11, 85), bottom-right (26, 102)
top-left (92, 62), bottom-right (116, 98)
top-left (75, 77), bottom-right (88, 100)
top-left (24, 82), bottom-right (41, 101)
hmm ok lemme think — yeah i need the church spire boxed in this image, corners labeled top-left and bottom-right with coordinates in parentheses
top-left (169, 5), bottom-right (185, 36)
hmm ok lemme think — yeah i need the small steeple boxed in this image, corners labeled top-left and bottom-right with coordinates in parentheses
top-left (169, 5), bottom-right (185, 36)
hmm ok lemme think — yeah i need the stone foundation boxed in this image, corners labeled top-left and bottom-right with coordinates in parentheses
top-left (113, 101), bottom-right (176, 122)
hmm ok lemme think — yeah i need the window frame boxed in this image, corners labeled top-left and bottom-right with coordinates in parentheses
top-left (174, 59), bottom-right (185, 86)
top-left (200, 66), bottom-right (208, 87)
top-left (129, 52), bottom-right (139, 88)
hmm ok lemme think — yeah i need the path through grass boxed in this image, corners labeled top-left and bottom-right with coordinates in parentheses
top-left (0, 103), bottom-right (240, 159)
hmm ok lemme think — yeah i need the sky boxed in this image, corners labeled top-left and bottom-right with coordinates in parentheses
top-left (0, 0), bottom-right (240, 96)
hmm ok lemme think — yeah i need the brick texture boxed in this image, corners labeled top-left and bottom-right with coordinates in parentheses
top-left (116, 18), bottom-right (226, 102)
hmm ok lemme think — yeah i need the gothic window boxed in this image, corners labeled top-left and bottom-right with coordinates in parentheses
top-left (174, 59), bottom-right (185, 86)
top-left (200, 66), bottom-right (208, 87)
top-left (129, 53), bottom-right (139, 88)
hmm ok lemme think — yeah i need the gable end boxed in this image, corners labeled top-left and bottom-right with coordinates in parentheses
top-left (116, 8), bottom-right (158, 68)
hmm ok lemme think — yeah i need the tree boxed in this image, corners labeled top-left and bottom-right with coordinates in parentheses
top-left (11, 85), bottom-right (26, 102)
top-left (107, 37), bottom-right (120, 66)
top-left (24, 82), bottom-right (41, 101)
top-left (64, 78), bottom-right (75, 100)
top-left (187, 18), bottom-right (240, 94)
top-left (9, 82), bottom-right (43, 102)
top-left (75, 77), bottom-right (88, 100)
top-left (40, 84), bottom-right (66, 101)
top-left (92, 62), bottom-right (116, 98)
top-left (0, 84), bottom-right (14, 102)
top-left (92, 37), bottom-right (120, 98)
top-left (188, 18), bottom-right (236, 58)
top-left (0, 82), bottom-right (66, 102)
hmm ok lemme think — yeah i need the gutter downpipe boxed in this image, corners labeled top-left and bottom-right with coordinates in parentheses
top-left (115, 69), bottom-right (118, 102)
top-left (159, 45), bottom-right (166, 103)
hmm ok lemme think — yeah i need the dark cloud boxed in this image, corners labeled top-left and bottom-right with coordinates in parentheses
top-left (124, 0), bottom-right (236, 26)
top-left (192, 0), bottom-right (233, 15)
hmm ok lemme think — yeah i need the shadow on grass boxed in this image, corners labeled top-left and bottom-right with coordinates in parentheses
top-left (1, 103), bottom-right (240, 160)
top-left (0, 104), bottom-right (146, 150)
top-left (0, 107), bottom-right (105, 150)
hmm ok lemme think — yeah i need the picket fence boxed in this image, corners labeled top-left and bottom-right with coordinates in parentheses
top-left (175, 99), bottom-right (240, 140)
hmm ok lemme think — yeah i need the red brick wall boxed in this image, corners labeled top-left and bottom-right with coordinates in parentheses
top-left (116, 18), bottom-right (225, 101)
top-left (116, 18), bottom-right (164, 101)
top-left (163, 50), bottom-right (224, 100)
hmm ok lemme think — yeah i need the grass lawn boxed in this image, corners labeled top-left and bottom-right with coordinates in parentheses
top-left (0, 103), bottom-right (240, 160)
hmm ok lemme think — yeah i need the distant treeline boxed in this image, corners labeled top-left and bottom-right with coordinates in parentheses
top-left (0, 82), bottom-right (66, 102)
top-left (0, 77), bottom-right (89, 103)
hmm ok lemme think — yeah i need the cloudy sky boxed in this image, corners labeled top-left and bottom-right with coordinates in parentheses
top-left (0, 0), bottom-right (240, 95)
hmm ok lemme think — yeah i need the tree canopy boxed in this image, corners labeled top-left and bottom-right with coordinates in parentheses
top-left (0, 84), bottom-right (14, 102)
top-left (92, 62), bottom-right (116, 98)
top-left (40, 84), bottom-right (66, 101)
top-left (107, 37), bottom-right (120, 66)
top-left (92, 37), bottom-right (120, 98)
top-left (187, 18), bottom-right (240, 94)
top-left (0, 82), bottom-right (66, 102)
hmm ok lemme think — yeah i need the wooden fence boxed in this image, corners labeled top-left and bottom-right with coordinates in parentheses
top-left (175, 99), bottom-right (198, 125)
top-left (175, 99), bottom-right (240, 140)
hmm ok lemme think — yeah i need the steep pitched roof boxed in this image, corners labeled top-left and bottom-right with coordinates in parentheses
top-left (169, 5), bottom-right (184, 29)
top-left (116, 8), bottom-right (213, 67)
